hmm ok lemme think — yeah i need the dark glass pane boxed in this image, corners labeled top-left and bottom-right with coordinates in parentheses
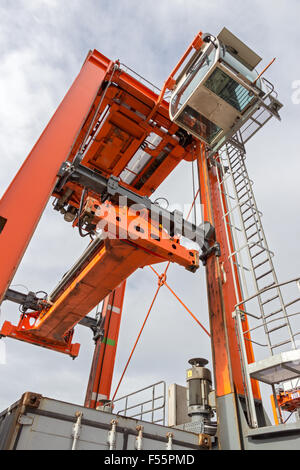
top-left (204, 68), bottom-right (254, 112)
top-left (177, 105), bottom-right (222, 144)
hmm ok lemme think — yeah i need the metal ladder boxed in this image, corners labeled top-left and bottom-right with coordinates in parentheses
top-left (217, 132), bottom-right (296, 355)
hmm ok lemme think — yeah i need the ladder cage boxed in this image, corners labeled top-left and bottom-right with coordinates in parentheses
top-left (215, 131), bottom-right (300, 427)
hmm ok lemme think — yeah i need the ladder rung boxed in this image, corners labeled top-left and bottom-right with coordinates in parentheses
top-left (238, 190), bottom-right (250, 200)
top-left (241, 205), bottom-right (262, 217)
top-left (235, 178), bottom-right (247, 188)
top-left (233, 168), bottom-right (246, 177)
top-left (253, 258), bottom-right (269, 270)
top-left (244, 213), bottom-right (256, 224)
top-left (271, 339), bottom-right (292, 350)
top-left (265, 307), bottom-right (283, 319)
top-left (260, 281), bottom-right (276, 290)
top-left (241, 206), bottom-right (254, 216)
top-left (247, 230), bottom-right (261, 241)
top-left (230, 156), bottom-right (239, 166)
top-left (267, 323), bottom-right (288, 334)
top-left (233, 171), bottom-right (246, 182)
top-left (240, 199), bottom-right (252, 208)
top-left (251, 248), bottom-right (266, 258)
top-left (256, 269), bottom-right (273, 281)
top-left (228, 152), bottom-right (239, 161)
top-left (227, 146), bottom-right (238, 156)
top-left (245, 222), bottom-right (256, 231)
top-left (261, 295), bottom-right (279, 306)
top-left (237, 184), bottom-right (248, 194)
top-left (231, 161), bottom-right (240, 170)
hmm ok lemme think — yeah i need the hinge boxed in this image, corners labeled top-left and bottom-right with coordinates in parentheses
top-left (18, 415), bottom-right (34, 425)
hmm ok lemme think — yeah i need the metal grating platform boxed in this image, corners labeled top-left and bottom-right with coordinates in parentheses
top-left (248, 349), bottom-right (300, 385)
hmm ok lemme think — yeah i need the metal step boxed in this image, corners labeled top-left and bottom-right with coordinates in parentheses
top-left (237, 184), bottom-right (250, 194)
top-left (247, 230), bottom-right (262, 241)
top-left (244, 213), bottom-right (256, 224)
top-left (261, 294), bottom-right (279, 306)
top-left (266, 323), bottom-right (288, 334)
top-left (264, 307), bottom-right (283, 319)
top-left (255, 269), bottom-right (274, 281)
top-left (253, 258), bottom-right (269, 270)
top-left (250, 248), bottom-right (265, 259)
top-left (270, 339), bottom-right (293, 350)
top-left (245, 222), bottom-right (257, 232)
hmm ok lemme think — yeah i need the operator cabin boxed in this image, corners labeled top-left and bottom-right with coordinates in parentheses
top-left (169, 27), bottom-right (265, 148)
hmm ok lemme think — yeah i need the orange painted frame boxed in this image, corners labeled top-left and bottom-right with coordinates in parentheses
top-left (85, 281), bottom-right (127, 408)
top-left (197, 144), bottom-right (260, 400)
top-left (0, 50), bottom-right (112, 303)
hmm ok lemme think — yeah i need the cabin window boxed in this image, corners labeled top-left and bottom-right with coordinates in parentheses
top-left (171, 45), bottom-right (216, 117)
top-left (204, 68), bottom-right (254, 112)
top-left (177, 105), bottom-right (222, 144)
top-left (221, 47), bottom-right (261, 86)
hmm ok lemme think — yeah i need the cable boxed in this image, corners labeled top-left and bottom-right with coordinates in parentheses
top-left (111, 263), bottom-right (170, 401)
top-left (154, 197), bottom-right (169, 209)
top-left (35, 290), bottom-right (48, 299)
top-left (149, 265), bottom-right (211, 337)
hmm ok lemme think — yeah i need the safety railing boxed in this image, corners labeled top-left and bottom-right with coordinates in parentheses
top-left (107, 381), bottom-right (166, 425)
top-left (233, 277), bottom-right (300, 427)
top-left (234, 278), bottom-right (300, 355)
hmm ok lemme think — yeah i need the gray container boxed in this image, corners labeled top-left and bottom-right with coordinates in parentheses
top-left (0, 392), bottom-right (204, 450)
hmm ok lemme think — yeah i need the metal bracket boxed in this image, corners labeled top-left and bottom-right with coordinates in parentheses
top-left (4, 289), bottom-right (44, 312)
top-left (199, 242), bottom-right (221, 266)
top-left (55, 162), bottom-right (216, 253)
top-left (18, 415), bottom-right (34, 426)
top-left (198, 433), bottom-right (212, 449)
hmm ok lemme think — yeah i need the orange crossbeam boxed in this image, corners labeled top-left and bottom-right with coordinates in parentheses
top-left (1, 203), bottom-right (198, 356)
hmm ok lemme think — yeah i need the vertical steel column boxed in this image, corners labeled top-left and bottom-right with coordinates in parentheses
top-left (0, 51), bottom-right (111, 302)
top-left (197, 144), bottom-right (260, 448)
top-left (85, 281), bottom-right (126, 409)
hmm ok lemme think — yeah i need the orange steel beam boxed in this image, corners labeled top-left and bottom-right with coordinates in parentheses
top-left (0, 50), bottom-right (112, 304)
top-left (0, 46), bottom-right (192, 307)
top-left (0, 47), bottom-right (200, 359)
top-left (52, 52), bottom-right (193, 214)
top-left (1, 202), bottom-right (198, 355)
top-left (85, 281), bottom-right (126, 408)
top-left (197, 144), bottom-right (261, 401)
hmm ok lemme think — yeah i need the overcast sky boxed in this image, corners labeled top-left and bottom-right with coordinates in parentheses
top-left (0, 0), bottom-right (299, 424)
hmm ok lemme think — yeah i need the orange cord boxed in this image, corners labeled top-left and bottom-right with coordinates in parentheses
top-left (149, 265), bottom-right (211, 337)
top-left (112, 262), bottom-right (170, 401)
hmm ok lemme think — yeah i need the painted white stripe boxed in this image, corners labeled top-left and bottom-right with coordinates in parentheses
top-left (91, 392), bottom-right (108, 401)
top-left (107, 304), bottom-right (121, 314)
